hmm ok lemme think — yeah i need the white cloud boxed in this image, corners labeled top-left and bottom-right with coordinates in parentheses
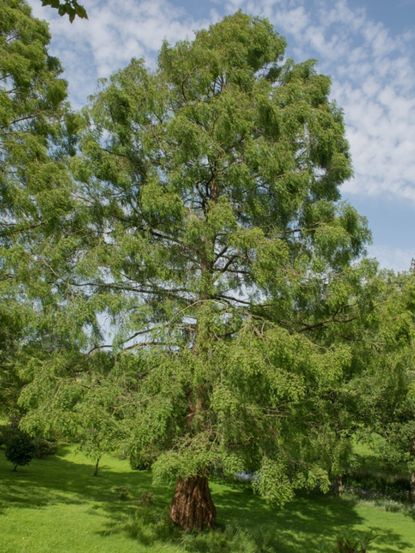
top-left (367, 245), bottom-right (414, 273)
top-left (221, 0), bottom-right (415, 204)
top-left (28, 0), bottom-right (215, 105)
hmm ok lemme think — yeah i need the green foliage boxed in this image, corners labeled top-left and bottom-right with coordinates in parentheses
top-left (32, 436), bottom-right (58, 458)
top-left (343, 272), bottom-right (415, 489)
top-left (10, 5), bottom-right (414, 524)
top-left (41, 0), bottom-right (87, 22)
top-left (0, 307), bottom-right (26, 417)
top-left (252, 458), bottom-right (294, 505)
top-left (20, 351), bottom-right (125, 471)
top-left (129, 449), bottom-right (155, 471)
top-left (19, 11), bottom-right (377, 510)
top-left (0, 0), bottom-right (81, 418)
top-left (0, 3), bottom-right (414, 537)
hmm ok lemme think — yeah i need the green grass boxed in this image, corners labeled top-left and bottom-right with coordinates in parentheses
top-left (0, 448), bottom-right (414, 553)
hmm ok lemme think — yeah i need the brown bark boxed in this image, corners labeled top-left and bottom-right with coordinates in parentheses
top-left (333, 474), bottom-right (344, 496)
top-left (170, 476), bottom-right (216, 531)
top-left (93, 457), bottom-right (100, 477)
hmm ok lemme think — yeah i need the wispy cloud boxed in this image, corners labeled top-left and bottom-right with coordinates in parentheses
top-left (29, 0), bottom-right (215, 105)
top-left (27, 0), bottom-right (415, 271)
top-left (29, 0), bottom-right (415, 206)
top-left (367, 245), bottom-right (413, 272)
top-left (221, 0), bottom-right (415, 204)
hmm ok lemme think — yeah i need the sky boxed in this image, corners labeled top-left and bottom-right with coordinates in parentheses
top-left (28, 0), bottom-right (415, 272)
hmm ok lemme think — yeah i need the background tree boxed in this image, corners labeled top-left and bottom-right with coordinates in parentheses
top-left (22, 12), bottom-right (371, 530)
top-left (296, 259), bottom-right (383, 495)
top-left (21, 350), bottom-right (126, 475)
top-left (0, 0), bottom-right (81, 419)
top-left (361, 272), bottom-right (415, 502)
top-left (312, 267), bottom-right (415, 501)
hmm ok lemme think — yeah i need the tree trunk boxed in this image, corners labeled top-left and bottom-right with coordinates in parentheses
top-left (410, 471), bottom-right (415, 504)
top-left (333, 474), bottom-right (344, 496)
top-left (170, 476), bottom-right (216, 531)
top-left (93, 457), bottom-right (100, 477)
top-left (12, 464), bottom-right (17, 472)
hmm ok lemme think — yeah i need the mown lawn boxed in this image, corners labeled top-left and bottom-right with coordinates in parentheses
top-left (0, 448), bottom-right (414, 553)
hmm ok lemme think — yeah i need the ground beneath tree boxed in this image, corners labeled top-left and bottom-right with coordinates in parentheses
top-left (0, 448), bottom-right (414, 553)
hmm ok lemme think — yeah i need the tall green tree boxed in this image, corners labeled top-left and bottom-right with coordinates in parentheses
top-left (22, 12), bottom-right (371, 530)
top-left (0, 0), bottom-right (79, 417)
top-left (315, 267), bottom-right (415, 501)
top-left (299, 263), bottom-right (400, 496)
top-left (359, 272), bottom-right (415, 502)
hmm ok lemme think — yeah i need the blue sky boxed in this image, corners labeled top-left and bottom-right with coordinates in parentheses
top-left (28, 0), bottom-right (415, 271)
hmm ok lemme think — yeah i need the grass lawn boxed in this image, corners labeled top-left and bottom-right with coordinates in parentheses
top-left (0, 447), bottom-right (414, 553)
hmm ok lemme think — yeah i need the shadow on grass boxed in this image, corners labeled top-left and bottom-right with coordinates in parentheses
top-left (117, 487), bottom-right (413, 553)
top-left (0, 451), bottom-right (412, 553)
top-left (0, 449), bottom-right (170, 522)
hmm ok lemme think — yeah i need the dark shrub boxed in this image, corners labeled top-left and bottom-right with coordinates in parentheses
top-left (1, 425), bottom-right (57, 459)
top-left (5, 432), bottom-right (35, 471)
top-left (32, 437), bottom-right (58, 459)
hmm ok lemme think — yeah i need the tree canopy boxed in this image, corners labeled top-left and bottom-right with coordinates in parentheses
top-left (4, 1), bottom-right (415, 533)
top-left (19, 11), bottom-right (381, 530)
top-left (0, 0), bottom-right (78, 416)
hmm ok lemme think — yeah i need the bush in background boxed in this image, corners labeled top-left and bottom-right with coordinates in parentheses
top-left (5, 431), bottom-right (35, 471)
top-left (32, 437), bottom-right (58, 459)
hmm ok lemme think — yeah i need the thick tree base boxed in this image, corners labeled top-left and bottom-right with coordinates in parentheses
top-left (170, 476), bottom-right (216, 531)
